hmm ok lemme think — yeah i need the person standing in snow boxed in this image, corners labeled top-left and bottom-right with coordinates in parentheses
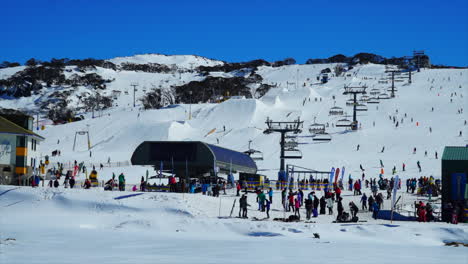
top-left (118, 173), bottom-right (125, 191)
top-left (294, 198), bottom-right (301, 219)
top-left (361, 193), bottom-right (368, 210)
top-left (239, 194), bottom-right (249, 218)
top-left (417, 161), bottom-right (422, 172)
top-left (368, 195), bottom-right (374, 212)
top-left (372, 200), bottom-right (380, 219)
top-left (319, 196), bottom-right (326, 214)
top-left (268, 187), bottom-right (273, 204)
top-left (337, 197), bottom-right (344, 221)
top-left (265, 199), bottom-right (271, 218)
top-left (236, 182), bottom-right (241, 196)
top-left (305, 198), bottom-right (313, 220)
top-left (326, 196), bottom-right (334, 215)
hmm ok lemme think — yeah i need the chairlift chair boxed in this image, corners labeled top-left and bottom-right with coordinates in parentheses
top-left (282, 148), bottom-right (302, 159)
top-left (329, 106), bottom-right (344, 116)
top-left (312, 132), bottom-right (331, 142)
top-left (335, 118), bottom-right (353, 127)
top-left (370, 89), bottom-right (380, 96)
top-left (367, 97), bottom-right (380, 104)
top-left (244, 149), bottom-right (264, 161)
top-left (387, 87), bottom-right (398, 92)
top-left (378, 93), bottom-right (391, 99)
top-left (359, 95), bottom-right (369, 102)
top-left (356, 104), bottom-right (368, 111)
top-left (346, 99), bottom-right (355, 106)
top-left (309, 123), bottom-right (326, 134)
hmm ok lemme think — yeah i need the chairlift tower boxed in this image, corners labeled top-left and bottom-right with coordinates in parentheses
top-left (131, 82), bottom-right (139, 107)
top-left (343, 85), bottom-right (367, 130)
top-left (264, 117), bottom-right (303, 173)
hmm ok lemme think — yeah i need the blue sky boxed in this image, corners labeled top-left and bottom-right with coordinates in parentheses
top-left (2, 0), bottom-right (467, 66)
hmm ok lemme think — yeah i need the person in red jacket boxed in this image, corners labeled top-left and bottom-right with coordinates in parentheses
top-left (335, 186), bottom-right (342, 200)
top-left (236, 182), bottom-right (241, 196)
top-left (417, 201), bottom-right (427, 222)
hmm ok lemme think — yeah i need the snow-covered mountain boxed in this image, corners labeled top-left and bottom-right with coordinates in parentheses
top-left (1, 54), bottom-right (466, 183)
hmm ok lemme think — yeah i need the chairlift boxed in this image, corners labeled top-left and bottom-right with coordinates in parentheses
top-left (284, 139), bottom-right (299, 150)
top-left (346, 99), bottom-right (355, 106)
top-left (329, 106), bottom-right (344, 116)
top-left (312, 132), bottom-right (332, 142)
top-left (244, 149), bottom-right (264, 161)
top-left (359, 95), bottom-right (369, 102)
top-left (370, 89), bottom-right (380, 96)
top-left (124, 91), bottom-right (129, 95)
top-left (283, 148), bottom-right (302, 159)
top-left (387, 87), bottom-right (398, 92)
top-left (336, 118), bottom-right (353, 127)
top-left (367, 97), bottom-right (380, 104)
top-left (309, 117), bottom-right (326, 134)
top-left (378, 93), bottom-right (391, 99)
top-left (356, 104), bottom-right (368, 111)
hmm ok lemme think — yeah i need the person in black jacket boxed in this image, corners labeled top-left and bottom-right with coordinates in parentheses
top-left (337, 197), bottom-right (344, 221)
top-left (349, 201), bottom-right (359, 218)
top-left (319, 196), bottom-right (326, 214)
top-left (239, 195), bottom-right (249, 218)
top-left (368, 195), bottom-right (375, 212)
top-left (313, 194), bottom-right (319, 217)
top-left (69, 177), bottom-right (75, 189)
top-left (305, 198), bottom-right (313, 220)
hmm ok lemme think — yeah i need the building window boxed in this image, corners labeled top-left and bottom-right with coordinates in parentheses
top-left (16, 136), bottom-right (26, 147)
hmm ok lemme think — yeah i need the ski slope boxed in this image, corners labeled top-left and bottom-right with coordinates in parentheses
top-left (34, 64), bottom-right (468, 185)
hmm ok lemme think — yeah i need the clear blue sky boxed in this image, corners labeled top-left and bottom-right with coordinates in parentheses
top-left (2, 0), bottom-right (468, 66)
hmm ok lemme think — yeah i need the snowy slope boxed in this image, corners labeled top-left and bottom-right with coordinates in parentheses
top-left (30, 64), bottom-right (467, 186)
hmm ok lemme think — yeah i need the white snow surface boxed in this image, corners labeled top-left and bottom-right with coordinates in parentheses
top-left (0, 186), bottom-right (467, 264)
top-left (1, 56), bottom-right (468, 263)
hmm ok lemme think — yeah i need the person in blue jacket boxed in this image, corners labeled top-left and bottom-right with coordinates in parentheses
top-left (372, 201), bottom-right (380, 219)
top-left (268, 188), bottom-right (273, 204)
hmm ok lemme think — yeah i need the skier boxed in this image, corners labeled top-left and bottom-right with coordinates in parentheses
top-left (53, 179), bottom-right (59, 188)
top-left (258, 191), bottom-right (266, 212)
top-left (360, 164), bottom-right (364, 171)
top-left (435, 151), bottom-right (438, 159)
top-left (417, 161), bottom-right (421, 172)
top-left (361, 193), bottom-right (368, 210)
top-left (402, 163), bottom-right (406, 171)
top-left (357, 144), bottom-right (360, 151)
top-left (413, 147), bottom-right (417, 154)
top-left (381, 146), bottom-right (385, 153)
top-left (380, 160), bottom-right (384, 168)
